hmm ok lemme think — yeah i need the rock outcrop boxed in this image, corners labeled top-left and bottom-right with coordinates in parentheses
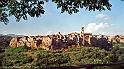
top-left (9, 36), bottom-right (43, 48)
top-left (9, 32), bottom-right (92, 50)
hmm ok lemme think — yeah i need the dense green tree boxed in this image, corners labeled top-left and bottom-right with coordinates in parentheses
top-left (0, 0), bottom-right (113, 25)
top-left (0, 36), bottom-right (12, 47)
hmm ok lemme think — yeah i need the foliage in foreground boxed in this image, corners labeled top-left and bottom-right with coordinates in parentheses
top-left (0, 43), bottom-right (124, 69)
top-left (0, 0), bottom-right (112, 24)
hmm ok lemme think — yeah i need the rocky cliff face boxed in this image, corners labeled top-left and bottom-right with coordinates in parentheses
top-left (9, 36), bottom-right (44, 48)
top-left (9, 34), bottom-right (121, 50)
top-left (9, 37), bottom-right (18, 48)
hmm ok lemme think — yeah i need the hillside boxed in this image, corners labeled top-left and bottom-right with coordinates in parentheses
top-left (0, 43), bottom-right (124, 69)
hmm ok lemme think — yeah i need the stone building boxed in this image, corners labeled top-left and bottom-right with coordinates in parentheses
top-left (9, 27), bottom-right (93, 50)
top-left (9, 27), bottom-right (115, 50)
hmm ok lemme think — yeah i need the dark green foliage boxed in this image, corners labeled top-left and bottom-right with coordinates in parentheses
top-left (33, 50), bottom-right (70, 68)
top-left (0, 0), bottom-right (113, 24)
top-left (113, 42), bottom-right (124, 48)
top-left (0, 47), bottom-right (1, 51)
top-left (1, 43), bottom-right (124, 69)
top-left (52, 0), bottom-right (112, 15)
top-left (2, 53), bottom-right (34, 66)
top-left (11, 45), bottom-right (30, 54)
top-left (0, 36), bottom-right (12, 47)
top-left (31, 47), bottom-right (39, 51)
top-left (1, 46), bottom-right (33, 66)
top-left (22, 56), bottom-right (34, 64)
top-left (0, 54), bottom-right (4, 66)
top-left (0, 0), bottom-right (45, 24)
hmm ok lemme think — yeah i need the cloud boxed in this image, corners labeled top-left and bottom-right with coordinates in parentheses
top-left (47, 31), bottom-right (52, 34)
top-left (22, 33), bottom-right (28, 36)
top-left (3, 31), bottom-right (7, 33)
top-left (96, 14), bottom-right (110, 20)
top-left (96, 14), bottom-right (106, 18)
top-left (46, 31), bottom-right (52, 35)
top-left (104, 17), bottom-right (109, 20)
top-left (98, 32), bottom-right (124, 36)
top-left (85, 22), bottom-right (109, 33)
top-left (99, 32), bottom-right (106, 35)
top-left (110, 24), bottom-right (115, 25)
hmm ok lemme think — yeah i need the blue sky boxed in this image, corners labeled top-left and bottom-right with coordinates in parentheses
top-left (0, 0), bottom-right (124, 36)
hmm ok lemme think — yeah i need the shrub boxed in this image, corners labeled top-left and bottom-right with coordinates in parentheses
top-left (35, 51), bottom-right (70, 67)
top-left (12, 46), bottom-right (30, 54)
top-left (22, 56), bottom-right (34, 64)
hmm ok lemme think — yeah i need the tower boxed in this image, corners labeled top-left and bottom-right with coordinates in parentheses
top-left (80, 27), bottom-right (84, 45)
top-left (80, 27), bottom-right (84, 37)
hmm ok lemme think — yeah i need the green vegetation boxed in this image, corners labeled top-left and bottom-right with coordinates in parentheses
top-left (0, 0), bottom-right (112, 24)
top-left (0, 36), bottom-right (12, 48)
top-left (113, 42), bottom-right (124, 48)
top-left (0, 43), bottom-right (124, 69)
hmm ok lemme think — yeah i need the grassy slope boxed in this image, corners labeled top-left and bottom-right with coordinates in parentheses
top-left (1, 43), bottom-right (124, 69)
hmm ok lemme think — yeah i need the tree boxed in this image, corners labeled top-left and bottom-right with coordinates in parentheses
top-left (0, 0), bottom-right (113, 25)
top-left (0, 36), bottom-right (12, 47)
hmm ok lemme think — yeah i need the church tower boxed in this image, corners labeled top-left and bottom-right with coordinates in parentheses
top-left (80, 27), bottom-right (84, 45)
top-left (80, 27), bottom-right (84, 37)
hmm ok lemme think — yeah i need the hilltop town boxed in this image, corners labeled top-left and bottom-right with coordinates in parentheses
top-left (9, 27), bottom-right (124, 50)
top-left (1, 27), bottom-right (124, 69)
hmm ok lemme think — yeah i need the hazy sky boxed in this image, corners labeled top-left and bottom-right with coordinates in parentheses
top-left (0, 0), bottom-right (124, 36)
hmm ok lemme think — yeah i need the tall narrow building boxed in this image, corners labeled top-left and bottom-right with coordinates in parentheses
top-left (80, 27), bottom-right (84, 37)
top-left (80, 27), bottom-right (84, 45)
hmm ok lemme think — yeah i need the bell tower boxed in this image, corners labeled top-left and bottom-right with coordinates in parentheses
top-left (80, 27), bottom-right (84, 45)
top-left (81, 27), bottom-right (84, 37)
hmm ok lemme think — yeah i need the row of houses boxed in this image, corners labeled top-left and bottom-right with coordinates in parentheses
top-left (9, 32), bottom-right (91, 50)
top-left (9, 27), bottom-right (124, 50)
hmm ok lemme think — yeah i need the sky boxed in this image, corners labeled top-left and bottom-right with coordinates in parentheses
top-left (0, 0), bottom-right (124, 36)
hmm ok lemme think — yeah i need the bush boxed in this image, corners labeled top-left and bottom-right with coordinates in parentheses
top-left (0, 36), bottom-right (12, 47)
top-left (113, 42), bottom-right (124, 48)
top-left (22, 56), bottom-right (34, 64)
top-left (1, 45), bottom-right (124, 69)
top-left (12, 46), bottom-right (30, 54)
top-left (2, 53), bottom-right (35, 66)
top-left (34, 51), bottom-right (70, 67)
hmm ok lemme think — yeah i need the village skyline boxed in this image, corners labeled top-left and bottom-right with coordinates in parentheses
top-left (0, 0), bottom-right (124, 36)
